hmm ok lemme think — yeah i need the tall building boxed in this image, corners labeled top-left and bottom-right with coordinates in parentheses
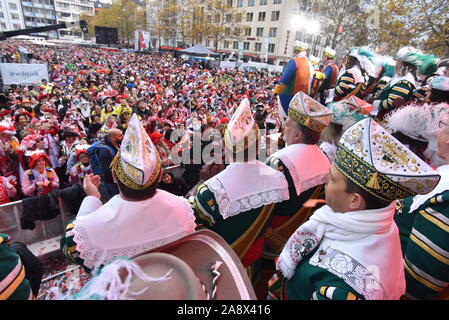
top-left (147, 0), bottom-right (330, 65)
top-left (146, 0), bottom-right (184, 49)
top-left (54, 0), bottom-right (94, 39)
top-left (204, 0), bottom-right (329, 66)
top-left (20, 0), bottom-right (58, 38)
top-left (0, 0), bottom-right (26, 31)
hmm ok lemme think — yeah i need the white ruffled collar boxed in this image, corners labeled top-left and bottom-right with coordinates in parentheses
top-left (204, 161), bottom-right (289, 219)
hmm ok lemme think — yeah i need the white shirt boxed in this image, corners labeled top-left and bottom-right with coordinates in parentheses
top-left (72, 190), bottom-right (197, 270)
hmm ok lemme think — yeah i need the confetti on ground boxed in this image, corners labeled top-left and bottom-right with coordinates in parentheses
top-left (38, 255), bottom-right (92, 300)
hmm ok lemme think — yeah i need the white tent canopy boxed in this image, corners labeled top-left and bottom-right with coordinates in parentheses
top-left (179, 44), bottom-right (220, 56)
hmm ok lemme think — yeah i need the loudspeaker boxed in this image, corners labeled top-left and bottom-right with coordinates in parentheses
top-left (95, 26), bottom-right (118, 45)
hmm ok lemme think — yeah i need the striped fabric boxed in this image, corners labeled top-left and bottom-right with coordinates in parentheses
top-left (312, 286), bottom-right (362, 300)
top-left (395, 191), bottom-right (449, 299)
top-left (378, 80), bottom-right (415, 113)
top-left (372, 79), bottom-right (390, 100)
top-left (334, 71), bottom-right (362, 101)
top-left (0, 233), bottom-right (33, 300)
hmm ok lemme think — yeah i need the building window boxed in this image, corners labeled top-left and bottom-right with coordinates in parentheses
top-left (248, 0), bottom-right (255, 6)
top-left (214, 41), bottom-right (218, 48)
top-left (0, 12), bottom-right (4, 18)
top-left (235, 13), bottom-right (242, 22)
top-left (235, 27), bottom-right (241, 35)
top-left (246, 12), bottom-right (253, 22)
top-left (11, 13), bottom-right (19, 20)
top-left (224, 40), bottom-right (229, 49)
top-left (13, 24), bottom-right (21, 29)
top-left (244, 42), bottom-right (249, 50)
top-left (258, 12), bottom-right (266, 21)
top-left (273, 0), bottom-right (281, 4)
top-left (237, 0), bottom-right (243, 7)
top-left (269, 27), bottom-right (277, 37)
top-left (295, 31), bottom-right (303, 41)
top-left (244, 27), bottom-right (251, 36)
top-left (9, 3), bottom-right (18, 10)
top-left (271, 11), bottom-right (280, 21)
top-left (225, 14), bottom-right (232, 22)
top-left (260, 0), bottom-right (267, 4)
top-left (1, 23), bottom-right (6, 30)
top-left (255, 42), bottom-right (262, 52)
top-left (227, 0), bottom-right (232, 7)
top-left (233, 41), bottom-right (239, 49)
top-left (256, 27), bottom-right (264, 37)
top-left (225, 27), bottom-right (231, 35)
top-left (268, 43), bottom-right (275, 53)
top-left (206, 39), bottom-right (210, 47)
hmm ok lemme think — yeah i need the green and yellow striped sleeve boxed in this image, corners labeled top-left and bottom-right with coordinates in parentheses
top-left (378, 80), bottom-right (415, 112)
top-left (311, 286), bottom-right (363, 300)
top-left (403, 192), bottom-right (449, 300)
top-left (191, 184), bottom-right (222, 228)
top-left (334, 72), bottom-right (358, 100)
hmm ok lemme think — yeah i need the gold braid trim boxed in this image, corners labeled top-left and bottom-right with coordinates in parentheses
top-left (224, 123), bottom-right (260, 154)
top-left (110, 151), bottom-right (161, 190)
top-left (335, 144), bottom-right (414, 202)
top-left (288, 108), bottom-right (329, 133)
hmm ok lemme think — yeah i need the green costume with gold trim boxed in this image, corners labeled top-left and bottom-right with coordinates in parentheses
top-left (395, 188), bottom-right (449, 300)
top-left (263, 147), bottom-right (328, 265)
top-left (373, 76), bottom-right (416, 117)
top-left (191, 183), bottom-right (272, 282)
top-left (268, 248), bottom-right (364, 300)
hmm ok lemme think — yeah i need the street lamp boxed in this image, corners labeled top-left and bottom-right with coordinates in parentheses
top-left (308, 20), bottom-right (320, 35)
top-left (291, 12), bottom-right (321, 56)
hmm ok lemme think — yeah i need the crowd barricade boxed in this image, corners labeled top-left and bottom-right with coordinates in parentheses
top-left (0, 197), bottom-right (76, 257)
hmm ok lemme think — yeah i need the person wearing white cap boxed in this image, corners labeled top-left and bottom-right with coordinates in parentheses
top-left (263, 92), bottom-right (333, 270)
top-left (61, 114), bottom-right (197, 272)
top-left (268, 118), bottom-right (441, 300)
top-left (318, 47), bottom-right (339, 104)
top-left (331, 47), bottom-right (377, 103)
top-left (372, 47), bottom-right (438, 120)
top-left (273, 41), bottom-right (314, 121)
top-left (190, 98), bottom-right (289, 284)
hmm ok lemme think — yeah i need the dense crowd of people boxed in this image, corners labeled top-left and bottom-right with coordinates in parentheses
top-left (1, 38), bottom-right (449, 301)
top-left (0, 40), bottom-right (282, 203)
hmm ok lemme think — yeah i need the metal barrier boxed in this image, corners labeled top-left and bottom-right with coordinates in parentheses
top-left (0, 197), bottom-right (75, 246)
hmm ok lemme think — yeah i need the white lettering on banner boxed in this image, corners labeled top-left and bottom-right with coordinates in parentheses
top-left (0, 63), bottom-right (49, 85)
